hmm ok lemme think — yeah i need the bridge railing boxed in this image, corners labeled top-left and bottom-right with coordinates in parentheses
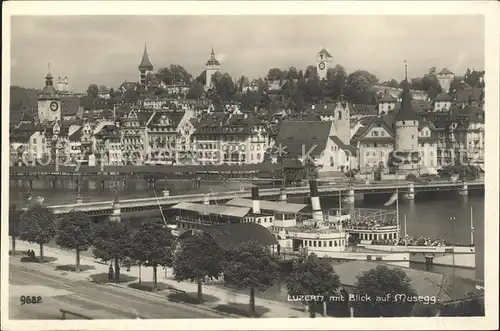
top-left (46, 179), bottom-right (484, 213)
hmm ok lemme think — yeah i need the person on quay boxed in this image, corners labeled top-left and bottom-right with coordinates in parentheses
top-left (108, 263), bottom-right (114, 281)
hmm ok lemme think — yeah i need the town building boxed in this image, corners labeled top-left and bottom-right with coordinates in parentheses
top-left (55, 76), bottom-right (69, 94)
top-left (275, 120), bottom-right (357, 175)
top-left (9, 121), bottom-right (46, 166)
top-left (316, 48), bottom-right (333, 80)
top-left (378, 90), bottom-right (398, 114)
top-left (93, 122), bottom-right (122, 165)
top-left (351, 79), bottom-right (438, 176)
top-left (119, 109), bottom-right (151, 164)
top-left (193, 113), bottom-right (267, 165)
top-left (98, 85), bottom-right (112, 99)
top-left (205, 48), bottom-right (220, 90)
top-left (433, 91), bottom-right (453, 112)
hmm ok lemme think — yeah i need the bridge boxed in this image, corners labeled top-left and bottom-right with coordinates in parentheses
top-left (41, 179), bottom-right (483, 216)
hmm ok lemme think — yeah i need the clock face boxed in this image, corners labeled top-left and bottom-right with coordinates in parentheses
top-left (318, 62), bottom-right (326, 70)
top-left (50, 101), bottom-right (59, 112)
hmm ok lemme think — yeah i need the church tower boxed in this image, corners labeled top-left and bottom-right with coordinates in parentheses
top-left (316, 48), bottom-right (332, 80)
top-left (38, 65), bottom-right (61, 123)
top-left (205, 48), bottom-right (220, 90)
top-left (332, 95), bottom-right (350, 145)
top-left (394, 62), bottom-right (419, 174)
top-left (138, 44), bottom-right (154, 87)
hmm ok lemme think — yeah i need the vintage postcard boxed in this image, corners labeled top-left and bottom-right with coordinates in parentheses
top-left (1, 1), bottom-right (499, 330)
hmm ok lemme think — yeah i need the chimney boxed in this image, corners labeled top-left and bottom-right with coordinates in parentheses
top-left (251, 186), bottom-right (261, 214)
top-left (309, 180), bottom-right (323, 221)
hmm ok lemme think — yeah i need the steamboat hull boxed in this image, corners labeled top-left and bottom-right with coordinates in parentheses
top-left (357, 244), bottom-right (475, 269)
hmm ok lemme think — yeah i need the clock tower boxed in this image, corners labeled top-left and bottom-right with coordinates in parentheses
top-left (38, 66), bottom-right (61, 123)
top-left (316, 48), bottom-right (332, 80)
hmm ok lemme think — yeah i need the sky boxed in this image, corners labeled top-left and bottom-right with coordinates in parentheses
top-left (10, 15), bottom-right (484, 92)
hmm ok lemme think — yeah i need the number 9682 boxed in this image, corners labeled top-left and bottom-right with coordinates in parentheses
top-left (20, 296), bottom-right (43, 305)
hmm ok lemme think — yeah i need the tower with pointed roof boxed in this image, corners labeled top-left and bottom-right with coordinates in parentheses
top-left (436, 68), bottom-right (455, 93)
top-left (316, 48), bottom-right (333, 80)
top-left (38, 65), bottom-right (61, 123)
top-left (138, 44), bottom-right (154, 87)
top-left (394, 62), bottom-right (420, 173)
top-left (205, 48), bottom-right (220, 90)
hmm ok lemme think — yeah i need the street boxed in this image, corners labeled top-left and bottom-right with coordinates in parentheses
top-left (9, 259), bottom-right (224, 319)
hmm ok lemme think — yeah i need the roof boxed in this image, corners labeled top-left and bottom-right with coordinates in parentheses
top-left (318, 48), bottom-right (332, 58)
top-left (225, 198), bottom-right (307, 214)
top-left (330, 136), bottom-right (358, 157)
top-left (438, 68), bottom-right (454, 75)
top-left (352, 104), bottom-right (378, 116)
top-left (178, 223), bottom-right (278, 248)
top-left (206, 48), bottom-right (220, 66)
top-left (276, 121), bottom-right (332, 158)
top-left (138, 45), bottom-right (153, 70)
top-left (170, 202), bottom-right (250, 218)
top-left (394, 100), bottom-right (433, 112)
top-left (61, 96), bottom-right (80, 116)
top-left (434, 91), bottom-right (453, 102)
top-left (69, 126), bottom-right (83, 141)
top-left (394, 80), bottom-right (419, 122)
top-left (455, 87), bottom-right (484, 103)
top-left (334, 261), bottom-right (478, 301)
top-left (379, 90), bottom-right (397, 103)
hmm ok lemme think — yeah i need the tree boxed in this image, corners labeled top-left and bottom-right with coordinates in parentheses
top-left (287, 67), bottom-right (299, 80)
top-left (383, 79), bottom-right (399, 88)
top-left (223, 241), bottom-right (281, 316)
top-left (87, 84), bottom-right (99, 98)
top-left (170, 64), bottom-right (193, 85)
top-left (286, 254), bottom-right (341, 317)
top-left (304, 65), bottom-right (318, 80)
top-left (9, 204), bottom-right (22, 253)
top-left (237, 75), bottom-right (250, 91)
top-left (195, 70), bottom-right (207, 86)
top-left (351, 265), bottom-right (417, 317)
top-left (212, 72), bottom-right (236, 102)
top-left (266, 68), bottom-right (286, 82)
top-left (131, 219), bottom-right (174, 291)
top-left (172, 232), bottom-right (224, 302)
top-left (186, 81), bottom-right (205, 100)
top-left (345, 70), bottom-right (379, 104)
top-left (55, 211), bottom-right (95, 272)
top-left (18, 203), bottom-right (57, 262)
top-left (157, 67), bottom-right (174, 85)
top-left (325, 65), bottom-right (347, 100)
top-left (93, 220), bottom-right (132, 282)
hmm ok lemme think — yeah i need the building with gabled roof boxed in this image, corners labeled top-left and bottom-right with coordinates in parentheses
top-left (275, 120), bottom-right (358, 174)
top-left (193, 113), bottom-right (268, 165)
top-left (316, 48), bottom-right (333, 80)
top-left (436, 68), bottom-right (455, 93)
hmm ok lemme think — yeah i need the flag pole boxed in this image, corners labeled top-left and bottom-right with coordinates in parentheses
top-left (470, 206), bottom-right (474, 246)
top-left (396, 188), bottom-right (400, 239)
top-left (404, 214), bottom-right (408, 248)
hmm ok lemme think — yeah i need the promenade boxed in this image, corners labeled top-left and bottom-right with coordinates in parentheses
top-left (9, 239), bottom-right (308, 318)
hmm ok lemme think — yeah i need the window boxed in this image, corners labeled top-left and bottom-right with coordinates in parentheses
top-left (309, 240), bottom-right (312, 246)
top-left (318, 241), bottom-right (322, 247)
top-left (381, 131), bottom-right (385, 136)
top-left (313, 241), bottom-right (317, 247)
top-left (372, 131), bottom-right (379, 137)
top-left (329, 241), bottom-right (332, 247)
top-left (257, 154), bottom-right (261, 160)
top-left (250, 145), bottom-right (254, 151)
top-left (334, 241), bottom-right (337, 247)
